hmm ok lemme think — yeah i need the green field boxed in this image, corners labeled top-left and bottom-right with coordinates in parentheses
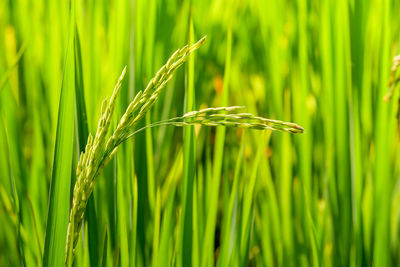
top-left (1, 0), bottom-right (400, 266)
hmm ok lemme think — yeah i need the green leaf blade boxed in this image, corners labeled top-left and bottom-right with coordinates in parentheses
top-left (42, 1), bottom-right (76, 266)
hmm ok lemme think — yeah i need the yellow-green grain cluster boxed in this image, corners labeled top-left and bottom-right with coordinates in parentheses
top-left (128, 106), bottom-right (304, 138)
top-left (65, 67), bottom-right (127, 263)
top-left (65, 37), bottom-right (207, 263)
top-left (64, 36), bottom-right (303, 264)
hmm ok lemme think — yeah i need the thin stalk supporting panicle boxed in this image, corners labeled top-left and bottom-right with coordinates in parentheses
top-left (64, 36), bottom-right (304, 265)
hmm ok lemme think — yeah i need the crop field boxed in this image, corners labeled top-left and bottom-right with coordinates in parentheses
top-left (1, 0), bottom-right (400, 266)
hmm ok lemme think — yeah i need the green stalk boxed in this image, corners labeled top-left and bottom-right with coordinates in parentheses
top-left (179, 18), bottom-right (196, 267)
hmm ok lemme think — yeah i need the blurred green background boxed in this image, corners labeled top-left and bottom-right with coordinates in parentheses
top-left (1, 0), bottom-right (400, 266)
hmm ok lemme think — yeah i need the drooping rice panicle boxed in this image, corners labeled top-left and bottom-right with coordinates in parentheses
top-left (65, 37), bottom-right (206, 264)
top-left (64, 36), bottom-right (303, 265)
top-left (65, 67), bottom-right (127, 263)
top-left (122, 106), bottom-right (304, 141)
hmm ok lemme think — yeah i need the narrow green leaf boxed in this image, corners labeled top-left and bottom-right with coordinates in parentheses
top-left (74, 25), bottom-right (99, 267)
top-left (179, 17), bottom-right (196, 267)
top-left (158, 179), bottom-right (177, 266)
top-left (130, 175), bottom-right (138, 266)
top-left (101, 227), bottom-right (108, 267)
top-left (240, 133), bottom-right (263, 265)
top-left (42, 1), bottom-right (76, 266)
top-left (116, 151), bottom-right (130, 267)
top-left (217, 133), bottom-right (245, 267)
top-left (202, 28), bottom-right (232, 267)
top-left (1, 96), bottom-right (26, 266)
top-left (373, 0), bottom-right (394, 265)
top-left (151, 188), bottom-right (161, 267)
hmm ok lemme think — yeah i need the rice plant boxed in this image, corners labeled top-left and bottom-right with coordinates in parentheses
top-left (1, 0), bottom-right (400, 266)
top-left (65, 36), bottom-right (303, 265)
